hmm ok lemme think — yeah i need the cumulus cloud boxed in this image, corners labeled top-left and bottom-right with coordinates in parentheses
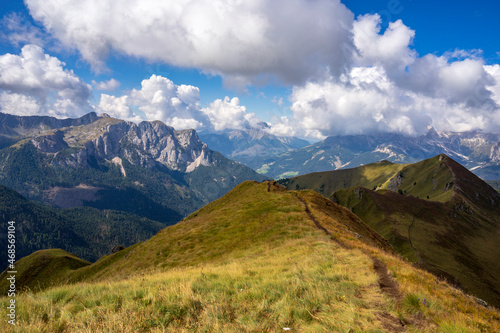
top-left (6, 3), bottom-right (500, 137)
top-left (97, 75), bottom-right (207, 128)
top-left (92, 78), bottom-right (120, 91)
top-left (271, 13), bottom-right (500, 138)
top-left (0, 44), bottom-right (93, 118)
top-left (353, 14), bottom-right (416, 71)
top-left (284, 67), bottom-right (429, 138)
top-left (202, 96), bottom-right (261, 131)
top-left (128, 75), bottom-right (207, 128)
top-left (25, 0), bottom-right (354, 85)
top-left (97, 74), bottom-right (264, 131)
top-left (279, 63), bottom-right (500, 139)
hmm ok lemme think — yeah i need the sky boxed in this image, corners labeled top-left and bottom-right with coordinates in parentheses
top-left (0, 0), bottom-right (499, 140)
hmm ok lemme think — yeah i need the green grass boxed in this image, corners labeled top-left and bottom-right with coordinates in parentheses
top-left (387, 155), bottom-right (454, 202)
top-left (279, 160), bottom-right (405, 196)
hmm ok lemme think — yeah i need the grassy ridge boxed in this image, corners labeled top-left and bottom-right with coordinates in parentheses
top-left (280, 155), bottom-right (500, 307)
top-left (278, 160), bottom-right (405, 196)
top-left (1, 181), bottom-right (499, 331)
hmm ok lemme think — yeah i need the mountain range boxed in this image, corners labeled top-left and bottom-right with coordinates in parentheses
top-left (245, 128), bottom-right (500, 180)
top-left (198, 128), bottom-right (310, 170)
top-left (1, 111), bottom-right (500, 331)
top-left (0, 112), bottom-right (267, 222)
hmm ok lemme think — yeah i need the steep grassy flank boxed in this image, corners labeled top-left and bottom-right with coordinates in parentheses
top-left (333, 186), bottom-right (500, 306)
top-left (1, 181), bottom-right (499, 332)
top-left (385, 154), bottom-right (455, 202)
top-left (280, 155), bottom-right (456, 202)
top-left (27, 181), bottom-right (390, 286)
top-left (280, 155), bottom-right (500, 307)
top-left (278, 160), bottom-right (405, 196)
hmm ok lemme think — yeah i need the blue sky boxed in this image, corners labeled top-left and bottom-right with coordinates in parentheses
top-left (0, 0), bottom-right (499, 139)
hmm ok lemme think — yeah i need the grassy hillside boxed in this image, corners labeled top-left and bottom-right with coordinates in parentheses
top-left (278, 160), bottom-right (405, 196)
top-left (280, 155), bottom-right (500, 307)
top-left (1, 181), bottom-right (499, 332)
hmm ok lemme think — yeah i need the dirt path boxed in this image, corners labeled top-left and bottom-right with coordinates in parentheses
top-left (294, 193), bottom-right (407, 332)
top-left (294, 193), bottom-right (349, 249)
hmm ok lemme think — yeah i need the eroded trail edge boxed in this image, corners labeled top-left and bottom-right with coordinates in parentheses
top-left (294, 192), bottom-right (407, 332)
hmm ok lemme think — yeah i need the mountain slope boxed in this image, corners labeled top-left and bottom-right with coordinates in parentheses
top-left (258, 129), bottom-right (500, 179)
top-left (0, 111), bottom-right (99, 143)
top-left (0, 112), bottom-right (267, 221)
top-left (280, 155), bottom-right (500, 307)
top-left (0, 185), bottom-right (168, 267)
top-left (1, 181), bottom-right (499, 332)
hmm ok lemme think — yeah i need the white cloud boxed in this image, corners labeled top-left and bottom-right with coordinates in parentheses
top-left (270, 14), bottom-right (500, 139)
top-left (5, 4), bottom-right (500, 137)
top-left (97, 75), bottom-right (265, 131)
top-left (201, 96), bottom-right (261, 131)
top-left (280, 64), bottom-right (500, 139)
top-left (286, 67), bottom-right (430, 138)
top-left (0, 44), bottom-right (93, 118)
top-left (93, 78), bottom-right (120, 91)
top-left (96, 75), bottom-right (210, 130)
top-left (485, 65), bottom-right (500, 102)
top-left (25, 0), bottom-right (354, 85)
top-left (0, 92), bottom-right (41, 116)
top-left (97, 94), bottom-right (140, 122)
top-left (353, 14), bottom-right (416, 71)
top-left (128, 75), bottom-right (206, 128)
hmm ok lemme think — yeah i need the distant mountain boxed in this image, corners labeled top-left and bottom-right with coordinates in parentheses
top-left (0, 112), bottom-right (267, 222)
top-left (256, 129), bottom-right (500, 180)
top-left (0, 112), bottom-right (99, 148)
top-left (3, 181), bottom-right (499, 332)
top-left (199, 128), bottom-right (309, 170)
top-left (0, 184), bottom-right (167, 267)
top-left (279, 155), bottom-right (500, 306)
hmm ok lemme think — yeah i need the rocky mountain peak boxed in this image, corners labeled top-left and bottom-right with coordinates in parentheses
top-left (5, 113), bottom-right (214, 173)
top-left (83, 120), bottom-right (213, 173)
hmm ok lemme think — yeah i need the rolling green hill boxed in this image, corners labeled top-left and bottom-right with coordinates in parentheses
top-left (1, 181), bottom-right (499, 332)
top-left (280, 155), bottom-right (500, 307)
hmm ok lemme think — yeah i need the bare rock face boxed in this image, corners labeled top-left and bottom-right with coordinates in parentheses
top-left (31, 117), bottom-right (214, 173)
top-left (31, 130), bottom-right (69, 153)
top-left (490, 143), bottom-right (500, 163)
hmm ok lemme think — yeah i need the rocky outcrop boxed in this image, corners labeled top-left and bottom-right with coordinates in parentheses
top-left (490, 143), bottom-right (500, 163)
top-left (30, 116), bottom-right (213, 173)
top-left (31, 130), bottom-right (69, 153)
